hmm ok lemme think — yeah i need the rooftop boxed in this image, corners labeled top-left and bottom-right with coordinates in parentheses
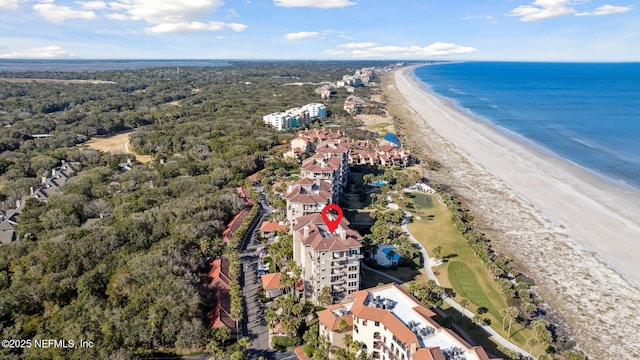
top-left (318, 283), bottom-right (496, 360)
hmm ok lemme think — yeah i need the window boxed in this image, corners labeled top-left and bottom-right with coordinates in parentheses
top-left (348, 265), bottom-right (357, 271)
top-left (349, 273), bottom-right (357, 279)
top-left (375, 321), bottom-right (380, 327)
top-left (350, 249), bottom-right (359, 255)
top-left (331, 276), bottom-right (340, 282)
top-left (362, 319), bottom-right (367, 326)
top-left (348, 281), bottom-right (358, 287)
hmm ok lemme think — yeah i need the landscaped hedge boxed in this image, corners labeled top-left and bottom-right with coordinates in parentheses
top-left (272, 336), bottom-right (302, 350)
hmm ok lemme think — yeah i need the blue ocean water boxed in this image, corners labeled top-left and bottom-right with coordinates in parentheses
top-left (414, 62), bottom-right (640, 191)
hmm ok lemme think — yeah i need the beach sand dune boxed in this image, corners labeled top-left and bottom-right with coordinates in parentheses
top-left (390, 66), bottom-right (640, 358)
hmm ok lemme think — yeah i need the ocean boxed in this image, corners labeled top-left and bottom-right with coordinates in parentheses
top-left (414, 62), bottom-right (640, 191)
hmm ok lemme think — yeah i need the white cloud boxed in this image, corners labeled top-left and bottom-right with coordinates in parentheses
top-left (0, 0), bottom-right (19, 10)
top-left (274, 0), bottom-right (356, 8)
top-left (146, 21), bottom-right (247, 34)
top-left (508, 0), bottom-right (632, 21)
top-left (328, 41), bottom-right (477, 59)
top-left (507, 0), bottom-right (575, 21)
top-left (105, 0), bottom-right (246, 33)
top-left (108, 0), bottom-right (224, 23)
top-left (338, 42), bottom-right (377, 49)
top-left (77, 1), bottom-right (107, 10)
top-left (226, 23), bottom-right (248, 32)
top-left (285, 31), bottom-right (320, 40)
top-left (33, 3), bottom-right (97, 22)
top-left (576, 4), bottom-right (632, 16)
top-left (0, 46), bottom-right (74, 59)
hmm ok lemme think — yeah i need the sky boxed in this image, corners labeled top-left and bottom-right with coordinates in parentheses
top-left (0, 0), bottom-right (637, 60)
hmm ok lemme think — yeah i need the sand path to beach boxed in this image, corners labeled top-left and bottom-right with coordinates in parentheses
top-left (388, 66), bottom-right (640, 359)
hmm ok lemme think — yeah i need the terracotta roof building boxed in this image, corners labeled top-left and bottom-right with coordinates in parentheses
top-left (315, 140), bottom-right (350, 189)
top-left (206, 259), bottom-right (236, 333)
top-left (283, 178), bottom-right (334, 224)
top-left (259, 220), bottom-right (288, 238)
top-left (292, 213), bottom-right (362, 305)
top-left (317, 283), bottom-right (500, 360)
top-left (300, 156), bottom-right (342, 191)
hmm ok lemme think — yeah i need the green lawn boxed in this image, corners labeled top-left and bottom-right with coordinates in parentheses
top-left (407, 192), bottom-right (434, 209)
top-left (405, 195), bottom-right (537, 353)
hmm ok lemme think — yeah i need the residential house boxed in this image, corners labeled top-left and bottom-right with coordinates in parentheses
top-left (317, 283), bottom-right (500, 360)
top-left (292, 213), bottom-right (362, 305)
top-left (259, 220), bottom-right (288, 239)
top-left (261, 272), bottom-right (284, 299)
top-left (343, 96), bottom-right (364, 115)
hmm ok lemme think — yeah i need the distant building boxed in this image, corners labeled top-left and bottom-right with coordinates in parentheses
top-left (302, 103), bottom-right (327, 118)
top-left (317, 283), bottom-right (501, 360)
top-left (292, 213), bottom-right (362, 305)
top-left (343, 96), bottom-right (364, 115)
top-left (263, 112), bottom-right (302, 131)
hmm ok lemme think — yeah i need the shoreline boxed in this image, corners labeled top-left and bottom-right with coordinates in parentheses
top-left (388, 65), bottom-right (640, 358)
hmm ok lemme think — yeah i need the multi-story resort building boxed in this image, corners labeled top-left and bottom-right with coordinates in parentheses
top-left (317, 283), bottom-right (500, 360)
top-left (283, 178), bottom-right (334, 225)
top-left (292, 213), bottom-right (362, 305)
top-left (315, 140), bottom-right (350, 189)
top-left (263, 112), bottom-right (302, 131)
top-left (300, 155), bottom-right (342, 191)
top-left (263, 103), bottom-right (326, 131)
top-left (302, 103), bottom-right (327, 118)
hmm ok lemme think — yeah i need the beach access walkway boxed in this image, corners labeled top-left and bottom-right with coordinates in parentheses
top-left (373, 198), bottom-right (534, 359)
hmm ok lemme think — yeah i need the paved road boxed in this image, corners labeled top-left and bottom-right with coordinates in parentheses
top-left (239, 187), bottom-right (295, 360)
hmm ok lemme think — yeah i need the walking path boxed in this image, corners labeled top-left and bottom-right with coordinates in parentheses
top-left (371, 199), bottom-right (534, 359)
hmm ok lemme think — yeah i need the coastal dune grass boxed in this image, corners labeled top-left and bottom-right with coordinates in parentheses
top-left (406, 195), bottom-right (537, 353)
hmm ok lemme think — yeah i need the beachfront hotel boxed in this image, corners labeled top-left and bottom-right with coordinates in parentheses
top-left (292, 213), bottom-right (362, 305)
top-left (317, 283), bottom-right (500, 360)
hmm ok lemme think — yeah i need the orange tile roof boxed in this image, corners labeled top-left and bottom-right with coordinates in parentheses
top-left (261, 272), bottom-right (281, 290)
top-left (317, 304), bottom-right (354, 331)
top-left (222, 208), bottom-right (251, 243)
top-left (259, 221), bottom-right (288, 233)
top-left (320, 283), bottom-right (499, 360)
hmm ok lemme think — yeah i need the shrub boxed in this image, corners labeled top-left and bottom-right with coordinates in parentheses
top-left (271, 336), bottom-right (302, 350)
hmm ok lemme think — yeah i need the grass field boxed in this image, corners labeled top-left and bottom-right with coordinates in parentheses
top-left (82, 131), bottom-right (153, 163)
top-left (406, 195), bottom-right (538, 353)
top-left (407, 192), bottom-right (434, 209)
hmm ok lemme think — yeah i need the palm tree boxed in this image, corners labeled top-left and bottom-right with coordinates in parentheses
top-left (506, 306), bottom-right (519, 339)
top-left (459, 298), bottom-right (470, 320)
top-left (499, 308), bottom-right (508, 330)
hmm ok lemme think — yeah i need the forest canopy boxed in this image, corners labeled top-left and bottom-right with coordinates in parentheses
top-left (0, 61), bottom-right (386, 358)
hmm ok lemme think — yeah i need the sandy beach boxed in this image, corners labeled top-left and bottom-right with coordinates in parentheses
top-left (389, 66), bottom-right (640, 358)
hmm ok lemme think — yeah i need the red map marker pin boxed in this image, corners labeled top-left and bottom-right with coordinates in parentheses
top-left (321, 204), bottom-right (343, 233)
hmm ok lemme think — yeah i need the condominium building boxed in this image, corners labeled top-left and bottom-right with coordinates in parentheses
top-left (302, 103), bottom-right (327, 118)
top-left (317, 283), bottom-right (500, 360)
top-left (292, 213), bottom-right (362, 305)
top-left (263, 112), bottom-right (302, 131)
top-left (315, 141), bottom-right (350, 189)
top-left (283, 178), bottom-right (334, 224)
top-left (300, 156), bottom-right (342, 190)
